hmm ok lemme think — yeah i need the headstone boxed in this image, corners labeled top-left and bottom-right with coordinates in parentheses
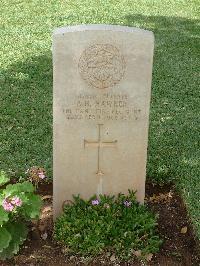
top-left (53, 24), bottom-right (154, 218)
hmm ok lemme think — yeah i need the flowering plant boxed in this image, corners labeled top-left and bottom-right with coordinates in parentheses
top-left (0, 171), bottom-right (42, 260)
top-left (26, 166), bottom-right (46, 188)
top-left (54, 190), bottom-right (162, 261)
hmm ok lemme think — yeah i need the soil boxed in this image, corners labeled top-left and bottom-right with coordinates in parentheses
top-left (1, 182), bottom-right (199, 266)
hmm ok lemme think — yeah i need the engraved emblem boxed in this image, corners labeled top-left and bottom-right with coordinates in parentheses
top-left (79, 44), bottom-right (125, 89)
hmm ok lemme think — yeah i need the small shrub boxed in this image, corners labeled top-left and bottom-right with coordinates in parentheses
top-left (26, 166), bottom-right (47, 188)
top-left (54, 190), bottom-right (162, 261)
top-left (0, 171), bottom-right (42, 260)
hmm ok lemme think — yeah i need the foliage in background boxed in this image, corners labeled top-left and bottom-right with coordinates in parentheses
top-left (0, 0), bottom-right (199, 237)
top-left (0, 171), bottom-right (42, 260)
top-left (54, 191), bottom-right (162, 261)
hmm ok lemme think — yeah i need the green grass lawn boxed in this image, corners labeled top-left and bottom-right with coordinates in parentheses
top-left (1, 0), bottom-right (199, 238)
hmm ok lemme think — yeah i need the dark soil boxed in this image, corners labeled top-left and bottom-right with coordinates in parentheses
top-left (1, 182), bottom-right (199, 266)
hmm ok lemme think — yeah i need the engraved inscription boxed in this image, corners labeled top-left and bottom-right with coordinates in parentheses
top-left (79, 44), bottom-right (125, 89)
top-left (62, 93), bottom-right (142, 121)
top-left (84, 124), bottom-right (117, 175)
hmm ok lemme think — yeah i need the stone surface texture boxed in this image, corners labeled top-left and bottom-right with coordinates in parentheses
top-left (53, 24), bottom-right (154, 218)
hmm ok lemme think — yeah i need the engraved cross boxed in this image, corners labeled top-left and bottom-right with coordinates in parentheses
top-left (84, 124), bottom-right (117, 175)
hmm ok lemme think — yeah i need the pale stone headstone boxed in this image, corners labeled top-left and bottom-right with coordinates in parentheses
top-left (53, 24), bottom-right (154, 218)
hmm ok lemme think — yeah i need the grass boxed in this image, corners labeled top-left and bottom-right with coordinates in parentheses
top-left (0, 0), bottom-right (199, 238)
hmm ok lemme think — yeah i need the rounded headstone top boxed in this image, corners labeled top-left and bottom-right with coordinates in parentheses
top-left (53, 24), bottom-right (154, 40)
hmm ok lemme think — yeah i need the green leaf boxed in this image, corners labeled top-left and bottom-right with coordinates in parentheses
top-left (19, 181), bottom-right (35, 193)
top-left (4, 181), bottom-right (34, 197)
top-left (0, 226), bottom-right (11, 252)
top-left (0, 206), bottom-right (9, 226)
top-left (0, 171), bottom-right (10, 187)
top-left (0, 222), bottom-right (28, 260)
top-left (23, 194), bottom-right (42, 219)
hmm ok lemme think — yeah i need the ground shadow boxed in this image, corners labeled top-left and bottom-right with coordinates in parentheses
top-left (1, 14), bottom-right (199, 186)
top-left (1, 53), bottom-right (53, 177)
top-left (120, 14), bottom-right (199, 183)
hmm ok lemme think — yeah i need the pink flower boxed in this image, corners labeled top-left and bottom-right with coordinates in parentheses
top-left (11, 196), bottom-right (22, 207)
top-left (2, 199), bottom-right (14, 212)
top-left (91, 199), bottom-right (100, 205)
top-left (124, 200), bottom-right (132, 207)
top-left (38, 171), bottom-right (46, 179)
top-left (2, 196), bottom-right (23, 212)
